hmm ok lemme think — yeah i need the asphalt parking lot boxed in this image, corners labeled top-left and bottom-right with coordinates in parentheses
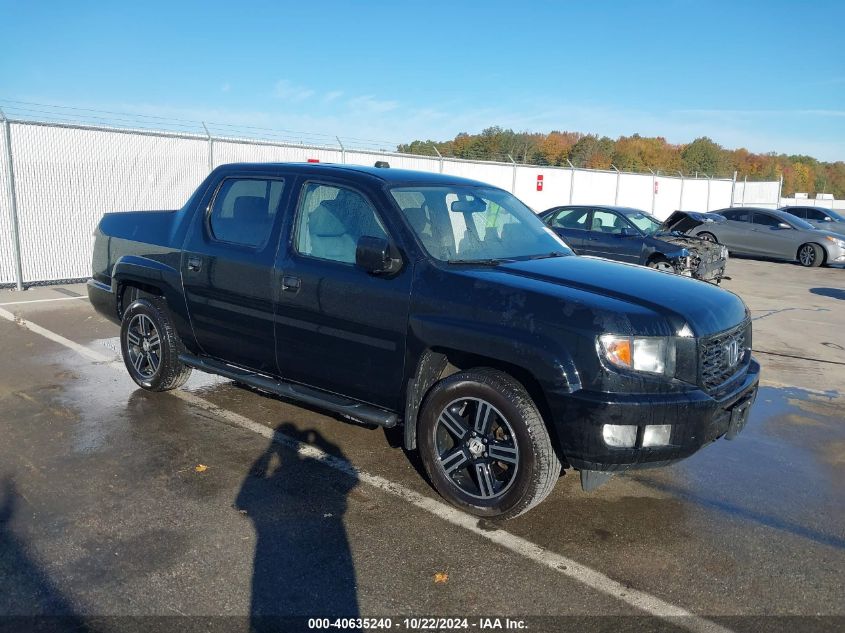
top-left (0, 257), bottom-right (843, 632)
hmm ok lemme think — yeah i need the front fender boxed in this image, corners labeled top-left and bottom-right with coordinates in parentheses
top-left (410, 314), bottom-right (581, 394)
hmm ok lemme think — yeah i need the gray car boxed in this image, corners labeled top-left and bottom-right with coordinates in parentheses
top-left (687, 207), bottom-right (845, 267)
top-left (778, 205), bottom-right (845, 237)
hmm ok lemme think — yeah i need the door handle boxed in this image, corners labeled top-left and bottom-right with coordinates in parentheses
top-left (186, 256), bottom-right (202, 272)
top-left (281, 275), bottom-right (301, 293)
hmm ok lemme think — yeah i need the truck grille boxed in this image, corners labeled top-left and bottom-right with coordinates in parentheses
top-left (699, 321), bottom-right (751, 392)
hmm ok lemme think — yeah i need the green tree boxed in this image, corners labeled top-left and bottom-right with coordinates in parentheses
top-left (681, 137), bottom-right (727, 176)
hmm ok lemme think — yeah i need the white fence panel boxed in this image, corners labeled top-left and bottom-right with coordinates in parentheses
top-left (12, 124), bottom-right (208, 282)
top-left (709, 180), bottom-right (733, 210)
top-left (0, 125), bottom-right (15, 284)
top-left (618, 173), bottom-right (655, 213)
top-left (213, 141), bottom-right (341, 166)
top-left (344, 151), bottom-right (441, 173)
top-left (652, 176), bottom-right (682, 220)
top-left (571, 170), bottom-right (617, 205)
top-left (514, 165), bottom-right (571, 212)
top-left (735, 181), bottom-right (780, 208)
top-left (439, 159), bottom-right (513, 191)
top-left (679, 178), bottom-right (709, 212)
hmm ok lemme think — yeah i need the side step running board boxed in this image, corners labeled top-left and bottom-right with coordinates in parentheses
top-left (178, 353), bottom-right (398, 429)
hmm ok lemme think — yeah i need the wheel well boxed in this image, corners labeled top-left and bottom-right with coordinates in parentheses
top-left (118, 281), bottom-right (164, 317)
top-left (404, 347), bottom-right (559, 457)
top-left (646, 253), bottom-right (670, 265)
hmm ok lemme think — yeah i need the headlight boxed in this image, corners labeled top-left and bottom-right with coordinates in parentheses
top-left (598, 334), bottom-right (676, 376)
top-left (824, 235), bottom-right (845, 248)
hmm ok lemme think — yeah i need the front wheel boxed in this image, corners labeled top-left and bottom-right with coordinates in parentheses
top-left (697, 232), bottom-right (717, 243)
top-left (797, 243), bottom-right (823, 267)
top-left (647, 257), bottom-right (675, 273)
top-left (418, 369), bottom-right (560, 519)
top-left (120, 297), bottom-right (192, 391)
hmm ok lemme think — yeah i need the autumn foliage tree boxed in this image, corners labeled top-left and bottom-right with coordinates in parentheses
top-left (397, 129), bottom-right (845, 198)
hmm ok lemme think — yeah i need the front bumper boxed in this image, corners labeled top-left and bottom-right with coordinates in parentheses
top-left (547, 359), bottom-right (760, 472)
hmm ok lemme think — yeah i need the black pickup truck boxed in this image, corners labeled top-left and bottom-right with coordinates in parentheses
top-left (89, 163), bottom-right (760, 518)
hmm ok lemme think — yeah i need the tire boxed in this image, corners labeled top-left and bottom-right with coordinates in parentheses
top-left (647, 257), bottom-right (674, 273)
top-left (417, 368), bottom-right (560, 519)
top-left (797, 243), bottom-right (823, 267)
top-left (120, 297), bottom-right (192, 391)
top-left (697, 232), bottom-right (717, 243)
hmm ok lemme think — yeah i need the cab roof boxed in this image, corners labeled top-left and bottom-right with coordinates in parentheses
top-left (214, 161), bottom-right (495, 189)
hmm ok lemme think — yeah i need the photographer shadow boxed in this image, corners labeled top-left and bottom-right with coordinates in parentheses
top-left (235, 424), bottom-right (359, 632)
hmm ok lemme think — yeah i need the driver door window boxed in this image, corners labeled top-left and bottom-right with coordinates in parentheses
top-left (752, 213), bottom-right (781, 227)
top-left (293, 183), bottom-right (388, 264)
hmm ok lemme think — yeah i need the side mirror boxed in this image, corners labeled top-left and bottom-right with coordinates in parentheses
top-left (824, 216), bottom-right (833, 222)
top-left (355, 236), bottom-right (400, 274)
top-left (620, 227), bottom-right (638, 237)
top-left (777, 222), bottom-right (791, 229)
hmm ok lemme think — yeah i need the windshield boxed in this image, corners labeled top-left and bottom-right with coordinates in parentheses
top-left (625, 210), bottom-right (662, 235)
top-left (390, 186), bottom-right (572, 263)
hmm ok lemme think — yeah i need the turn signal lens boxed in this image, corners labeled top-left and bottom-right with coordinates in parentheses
top-left (599, 335), bottom-right (632, 368)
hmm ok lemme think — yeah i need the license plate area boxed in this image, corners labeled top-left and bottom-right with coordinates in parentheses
top-left (725, 392), bottom-right (755, 440)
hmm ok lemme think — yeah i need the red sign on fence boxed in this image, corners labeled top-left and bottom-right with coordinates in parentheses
top-left (654, 180), bottom-right (659, 195)
top-left (537, 175), bottom-right (544, 192)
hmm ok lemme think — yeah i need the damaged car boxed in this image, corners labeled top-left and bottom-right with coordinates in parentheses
top-left (539, 205), bottom-right (728, 282)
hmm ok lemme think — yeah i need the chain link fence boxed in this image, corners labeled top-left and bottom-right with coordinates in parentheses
top-left (0, 113), bottom-right (782, 288)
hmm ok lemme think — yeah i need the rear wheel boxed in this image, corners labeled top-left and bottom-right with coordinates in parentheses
top-left (797, 243), bottom-right (823, 267)
top-left (697, 232), bottom-right (717, 243)
top-left (120, 297), bottom-right (192, 391)
top-left (418, 369), bottom-right (560, 519)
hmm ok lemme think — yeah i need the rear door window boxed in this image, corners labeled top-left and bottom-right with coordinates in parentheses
top-left (549, 208), bottom-right (590, 230)
top-left (723, 210), bottom-right (750, 222)
top-left (208, 178), bottom-right (285, 248)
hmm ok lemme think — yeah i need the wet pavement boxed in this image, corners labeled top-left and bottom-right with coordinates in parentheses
top-left (0, 257), bottom-right (843, 631)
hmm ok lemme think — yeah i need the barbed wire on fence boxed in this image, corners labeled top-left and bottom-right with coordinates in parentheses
top-left (0, 98), bottom-right (771, 180)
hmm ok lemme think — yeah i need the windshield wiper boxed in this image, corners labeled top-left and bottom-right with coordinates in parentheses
top-left (525, 251), bottom-right (568, 260)
top-left (446, 258), bottom-right (509, 266)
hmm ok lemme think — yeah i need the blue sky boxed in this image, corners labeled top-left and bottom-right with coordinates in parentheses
top-left (1, 0), bottom-right (844, 160)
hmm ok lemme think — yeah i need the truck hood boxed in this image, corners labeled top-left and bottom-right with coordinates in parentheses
top-left (489, 255), bottom-right (747, 337)
top-left (660, 210), bottom-right (726, 234)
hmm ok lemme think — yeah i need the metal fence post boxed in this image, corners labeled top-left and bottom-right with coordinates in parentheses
top-left (336, 136), bottom-right (346, 164)
top-left (730, 170), bottom-right (737, 206)
top-left (507, 154), bottom-right (517, 193)
top-left (432, 146), bottom-right (443, 173)
top-left (566, 159), bottom-right (575, 204)
top-left (0, 109), bottom-right (24, 291)
top-left (677, 170), bottom-right (684, 210)
top-left (705, 174), bottom-right (712, 211)
top-left (648, 168), bottom-right (656, 213)
top-left (741, 175), bottom-right (747, 207)
top-left (611, 164), bottom-right (620, 205)
top-left (201, 122), bottom-right (213, 172)
top-left (777, 174), bottom-right (783, 207)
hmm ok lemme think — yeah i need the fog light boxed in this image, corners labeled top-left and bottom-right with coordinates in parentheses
top-left (602, 424), bottom-right (637, 448)
top-left (642, 424), bottom-right (672, 447)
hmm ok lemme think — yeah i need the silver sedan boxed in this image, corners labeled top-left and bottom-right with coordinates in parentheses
top-left (688, 207), bottom-right (845, 267)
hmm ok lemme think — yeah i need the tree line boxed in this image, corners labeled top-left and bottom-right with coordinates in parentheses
top-left (397, 127), bottom-right (845, 198)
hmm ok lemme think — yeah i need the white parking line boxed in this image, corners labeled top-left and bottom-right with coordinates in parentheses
top-left (0, 295), bottom-right (87, 306)
top-left (0, 305), bottom-right (733, 633)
